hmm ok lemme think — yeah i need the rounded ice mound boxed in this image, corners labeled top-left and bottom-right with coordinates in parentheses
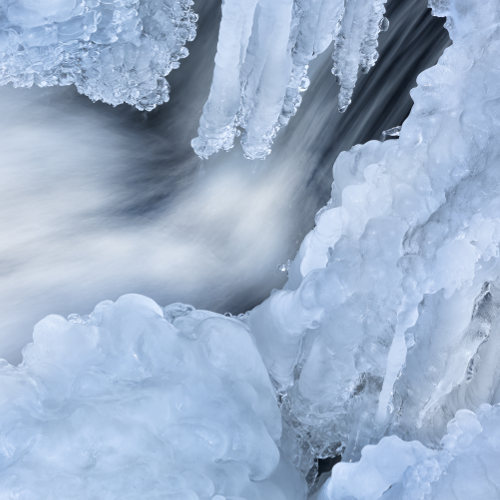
top-left (318, 404), bottom-right (500, 500)
top-left (0, 295), bottom-right (305, 499)
top-left (0, 0), bottom-right (197, 110)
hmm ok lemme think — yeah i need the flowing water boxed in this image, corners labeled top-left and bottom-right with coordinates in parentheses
top-left (0, 0), bottom-right (449, 363)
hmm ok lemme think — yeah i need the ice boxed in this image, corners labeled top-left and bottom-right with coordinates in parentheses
top-left (192, 0), bottom-right (389, 160)
top-left (380, 125), bottom-right (401, 141)
top-left (318, 405), bottom-right (500, 500)
top-left (0, 295), bottom-right (306, 499)
top-left (0, 0), bottom-right (197, 110)
top-left (1, 0), bottom-right (390, 151)
top-left (243, 0), bottom-right (500, 478)
top-left (2, 0), bottom-right (500, 497)
top-left (1, 0), bottom-right (389, 151)
top-left (191, 0), bottom-right (320, 160)
top-left (331, 0), bottom-right (388, 112)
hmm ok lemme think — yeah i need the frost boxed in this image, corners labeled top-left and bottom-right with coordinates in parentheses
top-left (0, 0), bottom-right (197, 110)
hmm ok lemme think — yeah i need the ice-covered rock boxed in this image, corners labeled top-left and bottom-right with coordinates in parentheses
top-left (244, 0), bottom-right (500, 476)
top-left (0, 0), bottom-right (197, 110)
top-left (319, 405), bottom-right (500, 500)
top-left (0, 295), bottom-right (306, 499)
top-left (192, 0), bottom-right (388, 160)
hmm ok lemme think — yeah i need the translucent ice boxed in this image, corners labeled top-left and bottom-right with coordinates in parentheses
top-left (1, 0), bottom-right (389, 150)
top-left (3, 0), bottom-right (500, 497)
top-left (192, 0), bottom-right (388, 160)
top-left (319, 405), bottom-right (500, 500)
top-left (331, 0), bottom-right (388, 112)
top-left (244, 0), bottom-right (500, 475)
top-left (0, 295), bottom-right (306, 499)
top-left (0, 0), bottom-right (197, 110)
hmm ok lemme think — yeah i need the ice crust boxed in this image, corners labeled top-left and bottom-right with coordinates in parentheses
top-left (0, 295), bottom-right (306, 499)
top-left (0, 0), bottom-right (197, 110)
top-left (191, 0), bottom-right (389, 160)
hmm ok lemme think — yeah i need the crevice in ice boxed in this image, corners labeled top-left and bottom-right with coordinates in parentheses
top-left (306, 454), bottom-right (342, 495)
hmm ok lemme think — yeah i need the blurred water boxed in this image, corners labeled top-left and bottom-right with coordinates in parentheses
top-left (0, 0), bottom-right (449, 363)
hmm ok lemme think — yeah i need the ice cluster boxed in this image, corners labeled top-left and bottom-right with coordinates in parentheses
top-left (191, 0), bottom-right (388, 160)
top-left (0, 0), bottom-right (197, 110)
top-left (0, 295), bottom-right (306, 499)
top-left (3, 0), bottom-right (500, 498)
top-left (0, 0), bottom-right (388, 154)
top-left (319, 405), bottom-right (500, 500)
top-left (243, 0), bottom-right (500, 483)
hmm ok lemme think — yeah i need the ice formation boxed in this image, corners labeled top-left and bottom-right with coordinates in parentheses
top-left (331, 0), bottom-right (388, 113)
top-left (0, 295), bottom-right (306, 499)
top-left (0, 0), bottom-right (197, 110)
top-left (0, 0), bottom-right (388, 154)
top-left (244, 0), bottom-right (500, 484)
top-left (191, 0), bottom-right (389, 160)
top-left (319, 405), bottom-right (500, 500)
top-left (2, 0), bottom-right (500, 497)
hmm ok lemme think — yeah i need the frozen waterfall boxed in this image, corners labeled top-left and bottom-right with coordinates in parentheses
top-left (1, 0), bottom-right (500, 499)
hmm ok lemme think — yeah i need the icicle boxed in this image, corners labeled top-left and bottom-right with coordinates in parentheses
top-left (192, 0), bottom-right (343, 160)
top-left (190, 0), bottom-right (260, 159)
top-left (332, 0), bottom-right (388, 113)
top-left (192, 0), bottom-right (390, 159)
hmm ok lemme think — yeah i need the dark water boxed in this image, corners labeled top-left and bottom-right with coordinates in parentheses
top-left (0, 0), bottom-right (449, 363)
